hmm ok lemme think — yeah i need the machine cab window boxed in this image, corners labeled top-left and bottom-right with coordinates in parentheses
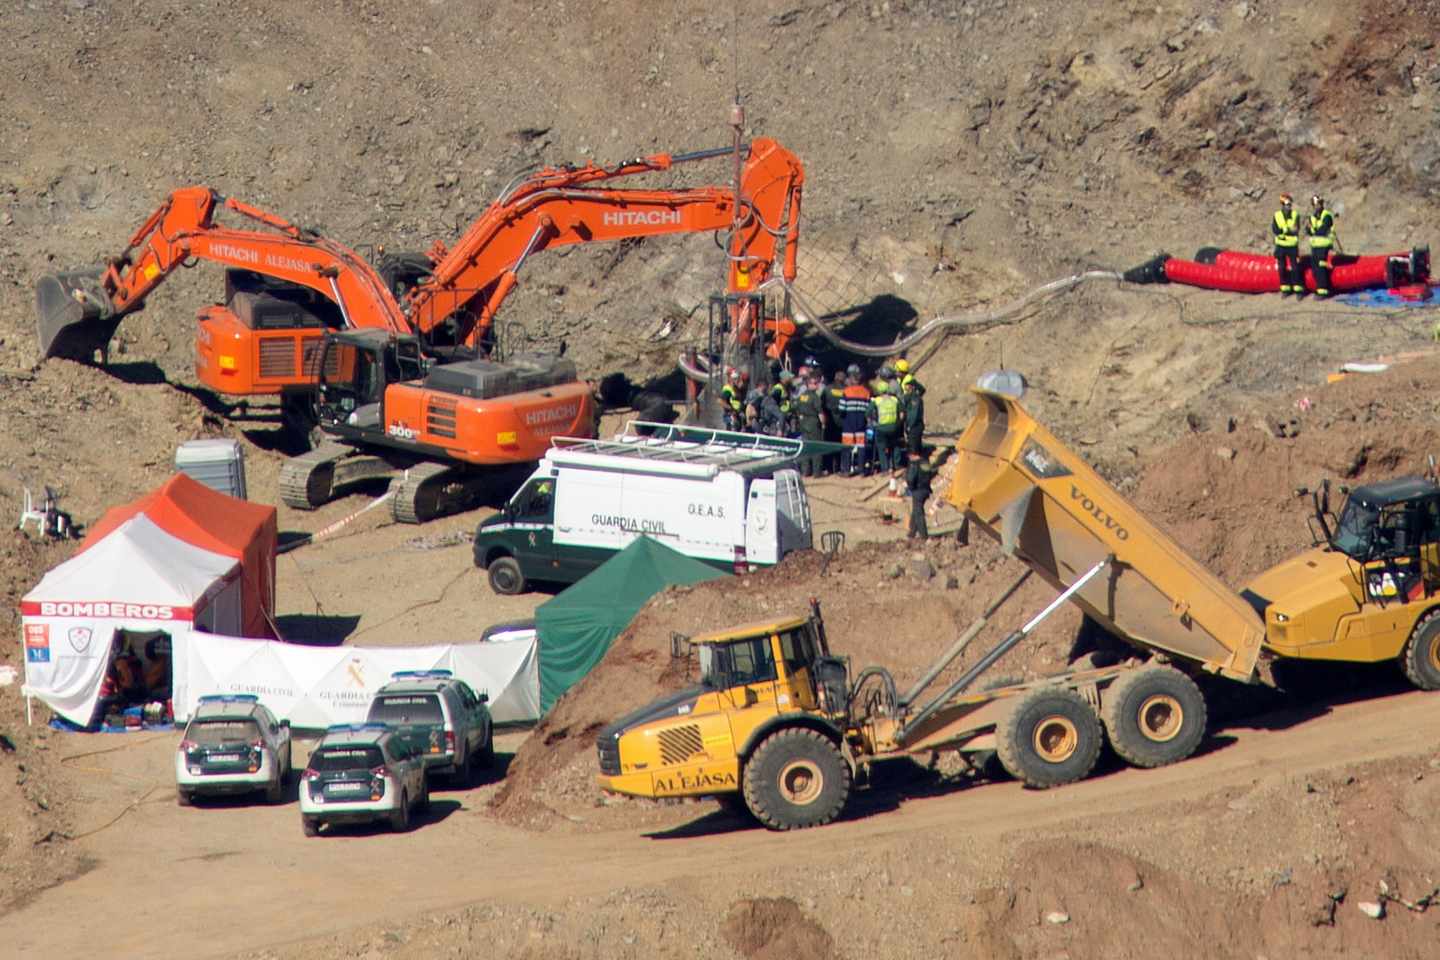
top-left (777, 627), bottom-right (816, 676)
top-left (700, 636), bottom-right (777, 690)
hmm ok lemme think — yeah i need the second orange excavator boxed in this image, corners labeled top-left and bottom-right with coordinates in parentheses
top-left (36, 138), bottom-right (806, 521)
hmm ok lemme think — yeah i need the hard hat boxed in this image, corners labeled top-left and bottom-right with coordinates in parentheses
top-left (1279, 192), bottom-right (1293, 204)
top-left (895, 359), bottom-right (911, 374)
top-left (902, 373), bottom-right (916, 387)
top-left (1311, 194), bottom-right (1324, 207)
top-left (846, 363), bottom-right (861, 376)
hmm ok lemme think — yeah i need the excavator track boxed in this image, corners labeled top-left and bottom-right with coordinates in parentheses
top-left (389, 461), bottom-right (487, 524)
top-left (279, 442), bottom-right (399, 510)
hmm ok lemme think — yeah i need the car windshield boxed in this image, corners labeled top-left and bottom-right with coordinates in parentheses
top-left (1331, 498), bottom-right (1379, 558)
top-left (367, 694), bottom-right (443, 725)
top-left (698, 636), bottom-right (777, 688)
top-left (189, 719), bottom-right (258, 745)
top-left (309, 746), bottom-right (384, 772)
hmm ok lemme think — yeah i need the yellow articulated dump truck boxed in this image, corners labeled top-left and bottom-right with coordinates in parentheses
top-left (595, 371), bottom-right (1439, 830)
top-left (950, 370), bottom-right (1440, 688)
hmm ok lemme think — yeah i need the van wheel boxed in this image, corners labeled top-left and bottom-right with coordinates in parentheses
top-left (996, 687), bottom-right (1102, 788)
top-left (1101, 665), bottom-right (1208, 768)
top-left (487, 556), bottom-right (526, 595)
top-left (742, 728), bottom-right (851, 830)
top-left (390, 792), bottom-right (411, 832)
top-left (1402, 611), bottom-right (1440, 690)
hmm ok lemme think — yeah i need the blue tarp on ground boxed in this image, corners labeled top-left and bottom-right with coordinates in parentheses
top-left (1335, 285), bottom-right (1438, 308)
top-left (533, 538), bottom-right (728, 713)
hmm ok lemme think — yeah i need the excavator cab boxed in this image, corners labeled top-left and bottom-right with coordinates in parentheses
top-left (312, 329), bottom-right (426, 438)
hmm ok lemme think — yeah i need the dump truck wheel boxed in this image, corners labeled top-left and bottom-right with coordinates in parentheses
top-left (996, 687), bottom-right (1102, 788)
top-left (1402, 611), bottom-right (1440, 691)
top-left (487, 556), bottom-right (526, 596)
top-left (742, 728), bottom-right (851, 830)
top-left (1101, 665), bottom-right (1208, 768)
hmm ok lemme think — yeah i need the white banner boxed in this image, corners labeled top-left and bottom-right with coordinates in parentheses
top-left (172, 630), bottom-right (540, 727)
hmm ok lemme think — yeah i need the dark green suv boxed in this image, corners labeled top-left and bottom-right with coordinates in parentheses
top-left (365, 670), bottom-right (493, 783)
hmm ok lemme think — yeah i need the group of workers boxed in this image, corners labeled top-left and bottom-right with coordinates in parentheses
top-left (719, 356), bottom-right (936, 538)
top-left (1271, 192), bottom-right (1340, 296)
top-left (720, 356), bottom-right (927, 476)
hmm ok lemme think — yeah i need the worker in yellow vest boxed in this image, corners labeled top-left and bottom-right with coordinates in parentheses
top-left (1306, 194), bottom-right (1340, 298)
top-left (869, 381), bottom-right (902, 471)
top-left (719, 369), bottom-right (746, 430)
top-left (1271, 192), bottom-right (1301, 295)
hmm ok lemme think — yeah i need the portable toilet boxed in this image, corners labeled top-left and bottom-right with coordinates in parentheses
top-left (174, 439), bottom-right (247, 500)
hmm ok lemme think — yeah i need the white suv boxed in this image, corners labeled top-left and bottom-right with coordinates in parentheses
top-left (299, 723), bottom-right (428, 837)
top-left (175, 694), bottom-right (292, 805)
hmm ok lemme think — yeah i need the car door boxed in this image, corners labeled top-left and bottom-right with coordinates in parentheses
top-left (508, 479), bottom-right (558, 581)
top-left (258, 706), bottom-right (288, 773)
top-left (404, 744), bottom-right (425, 801)
top-left (456, 682), bottom-right (481, 753)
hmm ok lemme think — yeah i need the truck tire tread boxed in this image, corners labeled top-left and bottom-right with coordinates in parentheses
top-left (742, 728), bottom-right (851, 831)
top-left (1402, 610), bottom-right (1440, 691)
top-left (1100, 664), bottom-right (1208, 768)
top-left (996, 687), bottom-right (1102, 788)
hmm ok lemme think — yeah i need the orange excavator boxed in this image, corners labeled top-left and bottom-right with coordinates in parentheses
top-left (36, 139), bottom-right (805, 521)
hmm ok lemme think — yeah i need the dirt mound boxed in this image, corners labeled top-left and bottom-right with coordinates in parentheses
top-left (720, 897), bottom-right (835, 960)
top-left (985, 754), bottom-right (1440, 960)
top-left (0, 687), bottom-right (81, 913)
top-left (1134, 358), bottom-right (1440, 585)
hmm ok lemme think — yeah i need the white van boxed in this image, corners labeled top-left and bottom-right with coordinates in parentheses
top-left (472, 423), bottom-right (813, 594)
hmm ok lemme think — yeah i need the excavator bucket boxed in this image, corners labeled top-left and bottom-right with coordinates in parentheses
top-left (35, 270), bottom-right (123, 362)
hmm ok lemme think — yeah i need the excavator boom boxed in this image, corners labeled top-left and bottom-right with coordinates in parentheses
top-left (404, 138), bottom-right (804, 351)
top-left (36, 186), bottom-right (407, 362)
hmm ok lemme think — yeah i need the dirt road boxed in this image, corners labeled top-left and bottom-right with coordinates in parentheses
top-left (6, 685), bottom-right (1433, 960)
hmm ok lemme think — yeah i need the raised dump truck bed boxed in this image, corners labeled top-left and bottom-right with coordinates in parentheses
top-left (946, 380), bottom-right (1266, 682)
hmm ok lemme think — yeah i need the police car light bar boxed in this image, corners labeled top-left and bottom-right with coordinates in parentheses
top-left (390, 669), bottom-right (453, 680)
top-left (198, 693), bottom-right (260, 703)
top-left (325, 722), bottom-right (391, 733)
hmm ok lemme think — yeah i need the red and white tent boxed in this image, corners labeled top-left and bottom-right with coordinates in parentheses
top-left (20, 474), bottom-right (277, 725)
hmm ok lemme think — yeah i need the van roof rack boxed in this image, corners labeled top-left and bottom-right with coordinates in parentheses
top-left (548, 421), bottom-right (805, 477)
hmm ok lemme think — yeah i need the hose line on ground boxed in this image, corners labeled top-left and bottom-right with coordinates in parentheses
top-left (677, 270), bottom-right (1125, 381)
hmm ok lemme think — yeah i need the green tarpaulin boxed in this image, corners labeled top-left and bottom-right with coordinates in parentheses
top-left (533, 537), bottom-right (728, 713)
